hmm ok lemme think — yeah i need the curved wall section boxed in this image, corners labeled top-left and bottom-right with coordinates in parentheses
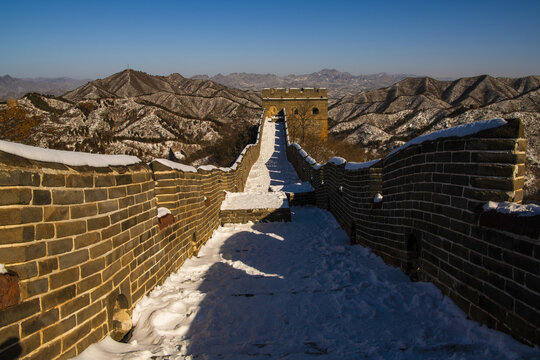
top-left (286, 117), bottom-right (540, 347)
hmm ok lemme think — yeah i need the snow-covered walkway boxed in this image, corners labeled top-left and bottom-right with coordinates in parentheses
top-left (244, 120), bottom-right (302, 192)
top-left (76, 119), bottom-right (539, 360)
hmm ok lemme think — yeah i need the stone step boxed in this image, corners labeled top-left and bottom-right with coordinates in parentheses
top-left (220, 192), bottom-right (291, 224)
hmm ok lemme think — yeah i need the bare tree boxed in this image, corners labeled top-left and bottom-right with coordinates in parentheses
top-left (289, 102), bottom-right (313, 143)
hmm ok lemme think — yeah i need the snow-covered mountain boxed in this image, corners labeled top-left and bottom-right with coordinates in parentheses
top-left (0, 69), bottom-right (262, 166)
top-left (328, 75), bottom-right (540, 199)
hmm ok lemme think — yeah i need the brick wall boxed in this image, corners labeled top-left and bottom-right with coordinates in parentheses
top-left (285, 118), bottom-right (540, 346)
top-left (0, 116), bottom-right (265, 359)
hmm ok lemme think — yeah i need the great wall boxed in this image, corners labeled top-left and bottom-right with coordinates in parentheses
top-left (0, 91), bottom-right (539, 358)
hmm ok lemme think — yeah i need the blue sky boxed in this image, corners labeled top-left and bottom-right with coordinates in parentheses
top-left (1, 0), bottom-right (539, 79)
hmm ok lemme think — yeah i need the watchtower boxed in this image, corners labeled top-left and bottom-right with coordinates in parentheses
top-left (262, 88), bottom-right (328, 140)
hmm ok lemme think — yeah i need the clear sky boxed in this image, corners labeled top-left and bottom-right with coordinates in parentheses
top-left (1, 0), bottom-right (539, 79)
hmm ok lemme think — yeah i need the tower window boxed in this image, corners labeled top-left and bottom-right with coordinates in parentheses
top-left (312, 107), bottom-right (319, 115)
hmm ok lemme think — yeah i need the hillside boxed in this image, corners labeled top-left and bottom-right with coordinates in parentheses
top-left (328, 75), bottom-right (540, 199)
top-left (0, 69), bottom-right (262, 166)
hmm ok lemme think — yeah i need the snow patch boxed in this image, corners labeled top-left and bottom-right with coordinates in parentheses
top-left (157, 207), bottom-right (171, 218)
top-left (269, 182), bottom-right (314, 193)
top-left (153, 159), bottom-right (197, 173)
top-left (345, 159), bottom-right (381, 171)
top-left (221, 192), bottom-right (289, 210)
top-left (197, 165), bottom-right (217, 171)
top-left (305, 156), bottom-right (317, 165)
top-left (327, 157), bottom-right (346, 166)
top-left (388, 118), bottom-right (507, 157)
top-left (483, 201), bottom-right (540, 217)
top-left (0, 139), bottom-right (140, 167)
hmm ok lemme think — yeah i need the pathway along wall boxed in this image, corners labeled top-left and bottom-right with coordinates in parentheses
top-left (285, 117), bottom-right (540, 347)
top-left (0, 116), bottom-right (265, 359)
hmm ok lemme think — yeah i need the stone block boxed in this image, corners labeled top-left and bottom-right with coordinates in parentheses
top-left (90, 240), bottom-right (112, 259)
top-left (56, 220), bottom-right (86, 238)
top-left (47, 238), bottom-right (73, 255)
top-left (44, 206), bottom-right (69, 221)
top-left (36, 223), bottom-right (55, 240)
top-left (84, 189), bottom-right (108, 202)
top-left (50, 267), bottom-right (79, 289)
top-left (38, 258), bottom-right (58, 276)
top-left (42, 173), bottom-right (65, 187)
top-left (41, 285), bottom-right (76, 310)
top-left (62, 321), bottom-right (92, 351)
top-left (70, 203), bottom-right (98, 219)
top-left (21, 308), bottom-right (59, 337)
top-left (108, 187), bottom-right (127, 199)
top-left (76, 273), bottom-right (101, 295)
top-left (0, 188), bottom-right (32, 205)
top-left (66, 174), bottom-right (94, 188)
top-left (7, 262), bottom-right (37, 280)
top-left (59, 249), bottom-right (89, 270)
top-left (42, 314), bottom-right (76, 343)
top-left (26, 339), bottom-right (61, 360)
top-left (0, 226), bottom-right (34, 244)
top-left (81, 258), bottom-right (105, 278)
top-left (98, 199), bottom-right (118, 214)
top-left (19, 277), bottom-right (48, 298)
top-left (95, 175), bottom-right (115, 187)
top-left (0, 298), bottom-right (40, 328)
top-left (116, 174), bottom-right (132, 185)
top-left (53, 189), bottom-right (84, 205)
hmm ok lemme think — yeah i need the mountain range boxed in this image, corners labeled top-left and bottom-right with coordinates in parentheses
top-left (191, 69), bottom-right (415, 100)
top-left (0, 70), bottom-right (538, 198)
top-left (327, 75), bottom-right (540, 199)
top-left (0, 70), bottom-right (261, 166)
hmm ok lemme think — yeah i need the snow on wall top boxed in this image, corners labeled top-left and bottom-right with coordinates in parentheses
top-left (345, 159), bottom-right (381, 171)
top-left (269, 182), bottom-right (314, 194)
top-left (305, 156), bottom-right (317, 166)
top-left (197, 165), bottom-right (218, 171)
top-left (327, 157), bottom-right (347, 166)
top-left (221, 191), bottom-right (289, 210)
top-left (0, 139), bottom-right (141, 167)
top-left (388, 118), bottom-right (507, 158)
top-left (483, 201), bottom-right (540, 217)
top-left (153, 159), bottom-right (197, 173)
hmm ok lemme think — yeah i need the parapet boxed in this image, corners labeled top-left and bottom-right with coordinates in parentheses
top-left (262, 88), bottom-right (327, 99)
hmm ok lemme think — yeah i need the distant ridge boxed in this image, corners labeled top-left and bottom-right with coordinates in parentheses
top-left (191, 69), bottom-right (417, 100)
top-left (0, 75), bottom-right (88, 100)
